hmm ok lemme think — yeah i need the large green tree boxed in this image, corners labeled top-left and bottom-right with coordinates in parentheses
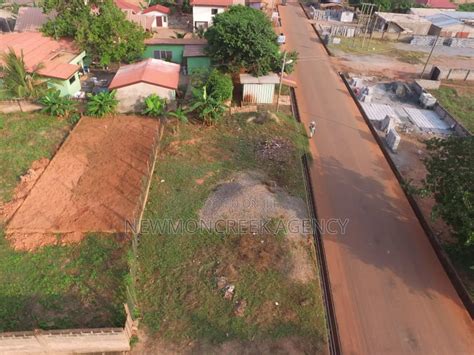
top-left (423, 137), bottom-right (474, 246)
top-left (205, 5), bottom-right (280, 76)
top-left (42, 0), bottom-right (149, 66)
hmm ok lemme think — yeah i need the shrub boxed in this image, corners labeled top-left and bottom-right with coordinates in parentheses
top-left (168, 107), bottom-right (188, 123)
top-left (206, 69), bottom-right (233, 102)
top-left (39, 90), bottom-right (77, 117)
top-left (142, 94), bottom-right (166, 117)
top-left (189, 86), bottom-right (227, 125)
top-left (86, 90), bottom-right (118, 117)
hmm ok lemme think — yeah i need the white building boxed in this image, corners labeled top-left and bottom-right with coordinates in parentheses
top-left (142, 4), bottom-right (170, 28)
top-left (191, 0), bottom-right (244, 30)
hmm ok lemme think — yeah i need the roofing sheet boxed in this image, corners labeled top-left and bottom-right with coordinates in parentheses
top-left (0, 32), bottom-right (80, 79)
top-left (360, 102), bottom-right (399, 122)
top-left (190, 0), bottom-right (233, 6)
top-left (142, 4), bottom-right (170, 14)
top-left (183, 44), bottom-right (207, 57)
top-left (109, 58), bottom-right (180, 90)
top-left (427, 13), bottom-right (462, 27)
top-left (403, 107), bottom-right (451, 131)
top-left (14, 7), bottom-right (56, 32)
top-left (240, 73), bottom-right (280, 84)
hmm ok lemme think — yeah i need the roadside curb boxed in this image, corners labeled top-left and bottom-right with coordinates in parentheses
top-left (290, 88), bottom-right (342, 355)
top-left (339, 72), bottom-right (474, 319)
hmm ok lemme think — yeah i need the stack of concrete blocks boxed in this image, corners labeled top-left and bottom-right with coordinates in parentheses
top-left (359, 86), bottom-right (372, 102)
top-left (380, 115), bottom-right (396, 134)
top-left (311, 7), bottom-right (330, 21)
top-left (419, 92), bottom-right (437, 109)
top-left (410, 35), bottom-right (445, 47)
top-left (446, 38), bottom-right (474, 49)
top-left (386, 128), bottom-right (401, 153)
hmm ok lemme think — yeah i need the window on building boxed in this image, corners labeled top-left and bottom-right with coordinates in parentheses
top-left (163, 16), bottom-right (167, 23)
top-left (153, 50), bottom-right (173, 61)
top-left (195, 21), bottom-right (208, 30)
top-left (211, 8), bottom-right (218, 15)
top-left (69, 75), bottom-right (76, 85)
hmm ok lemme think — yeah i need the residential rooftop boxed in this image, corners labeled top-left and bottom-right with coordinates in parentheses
top-left (114, 0), bottom-right (141, 13)
top-left (145, 37), bottom-right (208, 45)
top-left (0, 32), bottom-right (82, 80)
top-left (109, 58), bottom-right (180, 90)
top-left (14, 7), bottom-right (56, 32)
top-left (183, 44), bottom-right (207, 57)
top-left (190, 0), bottom-right (234, 7)
top-left (142, 4), bottom-right (170, 14)
top-left (375, 12), bottom-right (431, 24)
top-left (415, 0), bottom-right (457, 9)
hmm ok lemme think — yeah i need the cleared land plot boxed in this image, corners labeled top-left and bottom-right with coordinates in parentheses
top-left (6, 116), bottom-right (160, 250)
top-left (134, 113), bottom-right (327, 353)
top-left (328, 37), bottom-right (426, 64)
top-left (0, 113), bottom-right (127, 332)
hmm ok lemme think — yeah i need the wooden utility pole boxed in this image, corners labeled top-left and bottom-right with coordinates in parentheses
top-left (420, 33), bottom-right (441, 79)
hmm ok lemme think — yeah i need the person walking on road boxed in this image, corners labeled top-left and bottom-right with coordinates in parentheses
top-left (309, 121), bottom-right (316, 138)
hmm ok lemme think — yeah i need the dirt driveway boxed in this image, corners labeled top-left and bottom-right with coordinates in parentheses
top-left (6, 116), bottom-right (160, 250)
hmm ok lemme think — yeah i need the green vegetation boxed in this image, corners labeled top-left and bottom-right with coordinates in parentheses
top-left (86, 90), bottom-right (118, 117)
top-left (423, 137), bottom-right (474, 246)
top-left (0, 49), bottom-right (48, 99)
top-left (0, 232), bottom-right (129, 331)
top-left (422, 136), bottom-right (474, 297)
top-left (329, 37), bottom-right (426, 64)
top-left (42, 0), bottom-right (149, 66)
top-left (205, 6), bottom-right (281, 75)
top-left (142, 94), bottom-right (167, 118)
top-left (458, 3), bottom-right (474, 11)
top-left (350, 0), bottom-right (417, 12)
top-left (137, 113), bottom-right (326, 349)
top-left (39, 90), bottom-right (77, 118)
top-left (430, 85), bottom-right (474, 134)
top-left (206, 69), bottom-right (234, 102)
top-left (0, 112), bottom-right (71, 203)
top-left (189, 86), bottom-right (228, 125)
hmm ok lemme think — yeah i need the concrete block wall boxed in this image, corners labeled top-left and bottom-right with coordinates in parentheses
top-left (434, 103), bottom-right (471, 137)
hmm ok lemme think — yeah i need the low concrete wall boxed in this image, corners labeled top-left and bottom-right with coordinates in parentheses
top-left (0, 328), bottom-right (130, 354)
top-left (0, 305), bottom-right (136, 354)
top-left (431, 67), bottom-right (474, 81)
top-left (0, 100), bottom-right (42, 114)
top-left (433, 102), bottom-right (471, 137)
top-left (414, 79), bottom-right (441, 92)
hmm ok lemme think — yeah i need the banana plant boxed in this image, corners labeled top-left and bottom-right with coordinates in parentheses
top-left (189, 86), bottom-right (227, 125)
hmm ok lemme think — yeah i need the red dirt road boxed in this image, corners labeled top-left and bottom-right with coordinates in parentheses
top-left (7, 116), bottom-right (160, 250)
top-left (280, 3), bottom-right (473, 354)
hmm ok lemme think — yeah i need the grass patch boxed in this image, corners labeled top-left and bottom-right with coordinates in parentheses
top-left (0, 112), bottom-right (71, 203)
top-left (0, 232), bottom-right (129, 331)
top-left (329, 37), bottom-right (426, 64)
top-left (430, 84), bottom-right (474, 134)
top-left (137, 113), bottom-right (326, 350)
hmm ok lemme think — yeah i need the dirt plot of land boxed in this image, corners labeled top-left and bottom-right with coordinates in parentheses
top-left (6, 116), bottom-right (160, 250)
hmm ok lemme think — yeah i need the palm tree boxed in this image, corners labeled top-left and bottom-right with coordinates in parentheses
top-left (0, 48), bottom-right (48, 99)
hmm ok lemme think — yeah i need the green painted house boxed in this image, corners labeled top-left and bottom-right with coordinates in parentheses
top-left (49, 51), bottom-right (87, 97)
top-left (0, 32), bottom-right (86, 98)
top-left (144, 38), bottom-right (211, 74)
